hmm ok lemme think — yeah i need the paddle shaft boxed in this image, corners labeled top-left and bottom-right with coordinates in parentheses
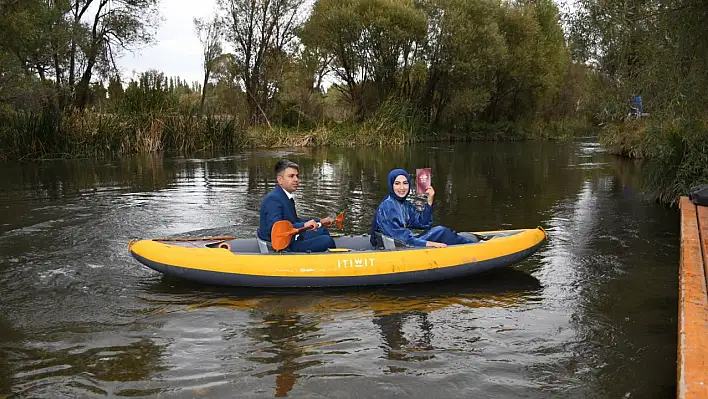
top-left (293, 221), bottom-right (321, 235)
top-left (271, 221), bottom-right (323, 251)
top-left (271, 211), bottom-right (344, 251)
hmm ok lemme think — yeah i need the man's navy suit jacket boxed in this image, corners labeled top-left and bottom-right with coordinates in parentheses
top-left (257, 185), bottom-right (316, 241)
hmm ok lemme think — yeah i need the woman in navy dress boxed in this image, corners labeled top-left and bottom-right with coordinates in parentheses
top-left (370, 169), bottom-right (476, 248)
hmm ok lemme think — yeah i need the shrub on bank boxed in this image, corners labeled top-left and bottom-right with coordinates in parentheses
top-left (599, 119), bottom-right (647, 158)
top-left (641, 117), bottom-right (708, 204)
top-left (597, 116), bottom-right (708, 204)
top-left (448, 119), bottom-right (593, 141)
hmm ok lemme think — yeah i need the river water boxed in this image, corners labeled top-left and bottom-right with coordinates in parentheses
top-left (0, 140), bottom-right (679, 398)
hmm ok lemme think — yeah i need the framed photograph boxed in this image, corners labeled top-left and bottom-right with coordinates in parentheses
top-left (416, 168), bottom-right (431, 194)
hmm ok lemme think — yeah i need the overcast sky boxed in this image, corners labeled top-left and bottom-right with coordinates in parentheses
top-left (115, 0), bottom-right (219, 85)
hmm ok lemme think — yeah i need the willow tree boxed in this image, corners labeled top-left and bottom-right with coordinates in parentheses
top-left (219, 0), bottom-right (306, 125)
top-left (485, 0), bottom-right (569, 122)
top-left (568, 0), bottom-right (708, 119)
top-left (0, 0), bottom-right (161, 110)
top-left (569, 0), bottom-right (708, 202)
top-left (301, 0), bottom-right (427, 118)
top-left (72, 0), bottom-right (161, 109)
top-left (193, 15), bottom-right (223, 116)
top-left (0, 0), bottom-right (72, 108)
top-left (415, 0), bottom-right (506, 125)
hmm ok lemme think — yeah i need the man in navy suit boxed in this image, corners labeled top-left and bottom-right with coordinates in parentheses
top-left (257, 159), bottom-right (336, 252)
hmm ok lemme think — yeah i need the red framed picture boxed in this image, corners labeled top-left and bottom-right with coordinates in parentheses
top-left (416, 168), bottom-right (431, 194)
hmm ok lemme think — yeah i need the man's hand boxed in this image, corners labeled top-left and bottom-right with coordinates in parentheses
top-left (425, 186), bottom-right (436, 206)
top-left (304, 219), bottom-right (319, 231)
top-left (426, 241), bottom-right (447, 248)
top-left (320, 217), bottom-right (335, 228)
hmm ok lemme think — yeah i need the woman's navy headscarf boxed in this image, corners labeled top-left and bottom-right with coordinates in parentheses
top-left (370, 169), bottom-right (410, 245)
top-left (388, 168), bottom-right (410, 201)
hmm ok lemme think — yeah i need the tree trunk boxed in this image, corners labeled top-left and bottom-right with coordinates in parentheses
top-left (69, 1), bottom-right (80, 90)
top-left (420, 69), bottom-right (441, 122)
top-left (74, 2), bottom-right (103, 110)
top-left (53, 51), bottom-right (64, 111)
top-left (199, 67), bottom-right (210, 116)
top-left (433, 94), bottom-right (447, 126)
top-left (74, 57), bottom-right (96, 109)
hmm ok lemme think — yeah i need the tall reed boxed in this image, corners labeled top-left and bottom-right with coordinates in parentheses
top-left (0, 99), bottom-right (590, 161)
top-left (599, 119), bottom-right (647, 158)
top-left (641, 117), bottom-right (708, 204)
top-left (0, 109), bottom-right (248, 160)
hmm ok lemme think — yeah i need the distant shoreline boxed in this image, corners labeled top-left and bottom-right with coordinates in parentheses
top-left (0, 111), bottom-right (587, 161)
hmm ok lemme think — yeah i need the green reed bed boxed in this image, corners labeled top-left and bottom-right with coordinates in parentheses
top-left (599, 119), bottom-right (648, 158)
top-left (0, 101), bottom-right (589, 161)
top-left (245, 100), bottom-right (426, 148)
top-left (448, 119), bottom-right (592, 142)
top-left (640, 117), bottom-right (708, 204)
top-left (325, 100), bottom-right (427, 146)
top-left (0, 110), bottom-right (248, 160)
top-left (598, 116), bottom-right (708, 204)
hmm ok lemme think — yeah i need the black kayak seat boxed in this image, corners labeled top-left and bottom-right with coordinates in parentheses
top-left (374, 231), bottom-right (408, 250)
top-left (256, 234), bottom-right (275, 253)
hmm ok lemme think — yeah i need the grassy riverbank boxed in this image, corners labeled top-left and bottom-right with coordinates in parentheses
top-left (600, 117), bottom-right (708, 204)
top-left (0, 108), bottom-right (588, 161)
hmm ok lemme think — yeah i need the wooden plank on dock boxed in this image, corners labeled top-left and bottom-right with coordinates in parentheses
top-left (678, 196), bottom-right (708, 399)
top-left (700, 205), bottom-right (708, 311)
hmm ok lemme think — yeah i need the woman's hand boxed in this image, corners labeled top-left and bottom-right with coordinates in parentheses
top-left (425, 186), bottom-right (435, 206)
top-left (426, 241), bottom-right (447, 248)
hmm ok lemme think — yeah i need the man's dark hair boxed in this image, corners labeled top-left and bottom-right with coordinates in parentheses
top-left (275, 159), bottom-right (299, 177)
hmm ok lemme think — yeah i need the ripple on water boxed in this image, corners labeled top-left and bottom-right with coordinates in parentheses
top-left (0, 142), bottom-right (681, 398)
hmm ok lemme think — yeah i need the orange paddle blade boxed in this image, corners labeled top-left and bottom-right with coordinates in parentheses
top-left (335, 211), bottom-right (345, 229)
top-left (271, 220), bottom-right (297, 251)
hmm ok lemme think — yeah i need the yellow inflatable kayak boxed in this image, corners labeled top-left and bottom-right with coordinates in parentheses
top-left (128, 228), bottom-right (547, 287)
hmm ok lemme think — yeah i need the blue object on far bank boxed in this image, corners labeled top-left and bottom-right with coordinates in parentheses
top-left (631, 95), bottom-right (643, 115)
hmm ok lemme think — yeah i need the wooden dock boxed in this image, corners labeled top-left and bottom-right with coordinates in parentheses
top-left (678, 196), bottom-right (708, 399)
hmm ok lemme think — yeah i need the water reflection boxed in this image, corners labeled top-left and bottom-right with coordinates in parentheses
top-left (140, 270), bottom-right (541, 396)
top-left (0, 140), bottom-right (681, 397)
top-left (7, 331), bottom-right (168, 397)
top-left (531, 154), bottom-right (679, 398)
top-left (373, 311), bottom-right (435, 367)
top-left (147, 269), bottom-right (543, 314)
top-left (247, 314), bottom-right (320, 397)
top-left (0, 316), bottom-right (23, 397)
top-left (0, 141), bottom-right (594, 238)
